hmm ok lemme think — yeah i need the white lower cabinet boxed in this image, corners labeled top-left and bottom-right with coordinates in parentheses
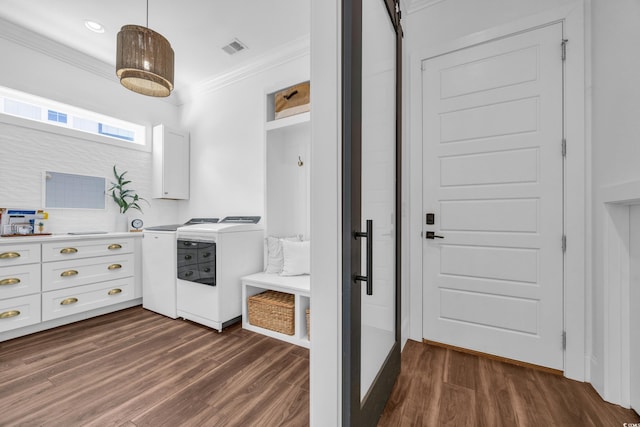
top-left (0, 263), bottom-right (41, 300)
top-left (42, 254), bottom-right (134, 291)
top-left (0, 294), bottom-right (41, 333)
top-left (0, 242), bottom-right (42, 333)
top-left (0, 235), bottom-right (140, 341)
top-left (42, 278), bottom-right (134, 321)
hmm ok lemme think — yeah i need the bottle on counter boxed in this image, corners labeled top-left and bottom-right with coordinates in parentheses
top-left (35, 210), bottom-right (48, 234)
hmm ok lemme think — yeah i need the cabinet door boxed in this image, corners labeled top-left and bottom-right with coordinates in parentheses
top-left (153, 124), bottom-right (190, 199)
top-left (0, 244), bottom-right (41, 267)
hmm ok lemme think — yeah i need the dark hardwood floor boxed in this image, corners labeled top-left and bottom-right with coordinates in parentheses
top-left (2, 307), bottom-right (638, 426)
top-left (378, 339), bottom-right (640, 426)
top-left (0, 307), bottom-right (308, 426)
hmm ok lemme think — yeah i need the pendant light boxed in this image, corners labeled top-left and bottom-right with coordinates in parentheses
top-left (116, 0), bottom-right (174, 97)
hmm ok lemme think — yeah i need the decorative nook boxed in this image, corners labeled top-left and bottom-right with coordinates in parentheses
top-left (273, 81), bottom-right (310, 120)
top-left (242, 273), bottom-right (310, 348)
top-left (116, 0), bottom-right (175, 97)
top-left (240, 80), bottom-right (312, 346)
top-left (248, 290), bottom-right (295, 335)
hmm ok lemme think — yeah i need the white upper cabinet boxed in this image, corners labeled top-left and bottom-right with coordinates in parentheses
top-left (152, 124), bottom-right (190, 200)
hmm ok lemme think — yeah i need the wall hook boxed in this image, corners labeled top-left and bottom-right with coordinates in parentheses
top-left (298, 156), bottom-right (304, 167)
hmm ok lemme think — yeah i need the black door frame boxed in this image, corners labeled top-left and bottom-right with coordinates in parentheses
top-left (341, 0), bottom-right (402, 425)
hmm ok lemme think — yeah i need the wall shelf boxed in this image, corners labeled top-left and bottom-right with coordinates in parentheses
top-left (241, 273), bottom-right (310, 348)
top-left (265, 111), bottom-right (310, 131)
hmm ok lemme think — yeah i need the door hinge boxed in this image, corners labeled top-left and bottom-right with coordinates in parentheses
top-left (562, 235), bottom-right (567, 252)
top-left (561, 39), bottom-right (568, 61)
top-left (562, 139), bottom-right (567, 157)
top-left (562, 331), bottom-right (567, 350)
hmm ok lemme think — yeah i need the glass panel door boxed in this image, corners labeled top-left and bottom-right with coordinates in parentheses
top-left (342, 0), bottom-right (402, 425)
top-left (360, 0), bottom-right (397, 400)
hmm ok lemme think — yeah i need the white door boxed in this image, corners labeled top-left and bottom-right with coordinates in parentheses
top-left (422, 23), bottom-right (564, 369)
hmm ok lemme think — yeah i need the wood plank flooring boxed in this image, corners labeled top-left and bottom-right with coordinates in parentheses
top-left (0, 307), bottom-right (309, 426)
top-left (2, 308), bottom-right (638, 426)
top-left (378, 339), bottom-right (640, 426)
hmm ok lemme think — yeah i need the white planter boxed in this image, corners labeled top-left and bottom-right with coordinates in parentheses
top-left (115, 213), bottom-right (129, 232)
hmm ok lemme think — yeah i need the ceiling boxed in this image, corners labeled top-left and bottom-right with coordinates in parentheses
top-left (0, 0), bottom-right (310, 96)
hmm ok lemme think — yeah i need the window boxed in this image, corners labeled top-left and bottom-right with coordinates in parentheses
top-left (47, 110), bottom-right (67, 124)
top-left (0, 85), bottom-right (145, 146)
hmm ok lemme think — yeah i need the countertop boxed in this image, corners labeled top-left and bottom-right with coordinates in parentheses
top-left (0, 232), bottom-right (143, 244)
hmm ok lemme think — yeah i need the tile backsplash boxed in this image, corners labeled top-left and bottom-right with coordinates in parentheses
top-left (0, 121), bottom-right (179, 233)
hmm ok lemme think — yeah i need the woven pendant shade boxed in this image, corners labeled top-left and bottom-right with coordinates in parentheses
top-left (116, 25), bottom-right (174, 97)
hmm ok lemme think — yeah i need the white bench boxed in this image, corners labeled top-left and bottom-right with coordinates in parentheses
top-left (241, 272), bottom-right (310, 348)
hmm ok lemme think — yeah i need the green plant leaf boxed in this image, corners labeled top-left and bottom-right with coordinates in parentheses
top-left (109, 165), bottom-right (145, 214)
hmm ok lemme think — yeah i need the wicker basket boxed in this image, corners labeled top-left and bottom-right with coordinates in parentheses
top-left (306, 308), bottom-right (310, 340)
top-left (248, 290), bottom-right (295, 335)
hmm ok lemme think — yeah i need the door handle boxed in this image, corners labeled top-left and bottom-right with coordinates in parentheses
top-left (425, 231), bottom-right (444, 239)
top-left (353, 219), bottom-right (373, 295)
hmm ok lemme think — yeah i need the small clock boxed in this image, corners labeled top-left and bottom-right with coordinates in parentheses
top-left (130, 218), bottom-right (144, 231)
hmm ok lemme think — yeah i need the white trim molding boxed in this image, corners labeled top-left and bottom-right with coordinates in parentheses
top-left (400, 0), bottom-right (447, 15)
top-left (408, 1), bottom-right (587, 381)
top-left (0, 17), bottom-right (116, 84)
top-left (598, 180), bottom-right (640, 408)
top-left (0, 16), bottom-right (310, 108)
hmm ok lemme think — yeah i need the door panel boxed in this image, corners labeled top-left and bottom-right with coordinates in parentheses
top-left (422, 23), bottom-right (564, 370)
top-left (342, 0), bottom-right (402, 425)
top-left (359, 0), bottom-right (397, 400)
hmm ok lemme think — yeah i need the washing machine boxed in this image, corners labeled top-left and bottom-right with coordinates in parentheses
top-left (176, 216), bottom-right (263, 331)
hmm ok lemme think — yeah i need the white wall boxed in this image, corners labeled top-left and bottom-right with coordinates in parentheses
top-left (309, 0), bottom-right (341, 424)
top-left (177, 56), bottom-right (310, 222)
top-left (589, 0), bottom-right (640, 398)
top-left (0, 32), bottom-right (181, 232)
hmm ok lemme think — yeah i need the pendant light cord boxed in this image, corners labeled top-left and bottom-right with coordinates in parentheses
top-left (146, 0), bottom-right (149, 28)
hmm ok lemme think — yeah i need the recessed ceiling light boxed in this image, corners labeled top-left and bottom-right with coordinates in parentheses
top-left (84, 20), bottom-right (105, 34)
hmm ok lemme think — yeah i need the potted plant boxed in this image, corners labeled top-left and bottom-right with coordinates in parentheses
top-left (108, 166), bottom-right (147, 231)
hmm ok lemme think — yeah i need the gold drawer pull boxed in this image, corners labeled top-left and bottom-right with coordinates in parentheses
top-left (60, 247), bottom-right (78, 254)
top-left (0, 278), bottom-right (21, 286)
top-left (107, 244), bottom-right (122, 250)
top-left (107, 264), bottom-right (122, 270)
top-left (60, 270), bottom-right (79, 277)
top-left (0, 310), bottom-right (20, 319)
top-left (60, 297), bottom-right (78, 305)
top-left (0, 252), bottom-right (20, 259)
top-left (108, 288), bottom-right (122, 295)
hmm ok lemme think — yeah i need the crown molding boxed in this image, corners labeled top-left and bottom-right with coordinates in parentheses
top-left (0, 17), bottom-right (118, 84)
top-left (174, 34), bottom-right (310, 105)
top-left (400, 0), bottom-right (447, 15)
top-left (0, 16), bottom-right (309, 107)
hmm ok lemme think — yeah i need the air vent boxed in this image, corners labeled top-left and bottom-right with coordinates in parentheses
top-left (222, 39), bottom-right (248, 55)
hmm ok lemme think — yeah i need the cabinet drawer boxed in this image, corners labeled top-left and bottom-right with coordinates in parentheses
top-left (42, 254), bottom-right (134, 292)
top-left (0, 263), bottom-right (41, 300)
top-left (42, 278), bottom-right (135, 321)
top-left (0, 294), bottom-right (41, 333)
top-left (42, 239), bottom-right (133, 262)
top-left (0, 244), bottom-right (41, 267)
